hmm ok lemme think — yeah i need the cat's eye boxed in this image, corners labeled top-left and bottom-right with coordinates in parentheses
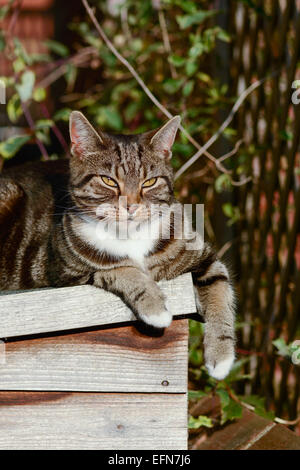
top-left (142, 177), bottom-right (157, 188)
top-left (101, 176), bottom-right (118, 188)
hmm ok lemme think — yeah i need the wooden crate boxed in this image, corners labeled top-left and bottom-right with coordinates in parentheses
top-left (0, 273), bottom-right (195, 450)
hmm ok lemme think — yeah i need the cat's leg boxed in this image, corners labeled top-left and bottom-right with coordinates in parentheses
top-left (149, 236), bottom-right (235, 379)
top-left (93, 266), bottom-right (172, 328)
top-left (192, 257), bottom-right (235, 381)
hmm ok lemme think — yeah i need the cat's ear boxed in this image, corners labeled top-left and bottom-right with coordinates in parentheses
top-left (69, 111), bottom-right (104, 159)
top-left (149, 115), bottom-right (181, 159)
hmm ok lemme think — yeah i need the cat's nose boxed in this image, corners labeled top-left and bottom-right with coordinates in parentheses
top-left (127, 204), bottom-right (139, 215)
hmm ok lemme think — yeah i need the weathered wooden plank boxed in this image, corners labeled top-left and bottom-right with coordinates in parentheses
top-left (0, 273), bottom-right (196, 338)
top-left (189, 396), bottom-right (300, 450)
top-left (0, 320), bottom-right (188, 393)
top-left (0, 391), bottom-right (187, 450)
top-left (193, 405), bottom-right (276, 450)
top-left (247, 423), bottom-right (300, 450)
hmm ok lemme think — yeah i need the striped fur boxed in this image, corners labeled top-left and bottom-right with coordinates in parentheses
top-left (0, 112), bottom-right (235, 379)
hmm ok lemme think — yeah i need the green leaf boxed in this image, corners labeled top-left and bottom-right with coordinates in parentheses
top-left (35, 129), bottom-right (50, 145)
top-left (162, 78), bottom-right (184, 94)
top-left (188, 415), bottom-right (213, 429)
top-left (171, 0), bottom-right (197, 14)
top-left (216, 28), bottom-right (231, 43)
top-left (7, 93), bottom-right (23, 123)
top-left (189, 348), bottom-right (203, 366)
top-left (197, 72), bottom-right (211, 83)
top-left (216, 389), bottom-right (230, 408)
top-left (222, 399), bottom-right (243, 424)
top-left (13, 57), bottom-right (26, 74)
top-left (185, 60), bottom-right (198, 77)
top-left (96, 106), bottom-right (123, 131)
top-left (217, 390), bottom-right (243, 425)
top-left (222, 202), bottom-right (238, 219)
top-left (0, 4), bottom-right (10, 20)
top-left (239, 0), bottom-right (267, 16)
top-left (183, 80), bottom-right (194, 97)
top-left (168, 54), bottom-right (186, 67)
top-left (124, 102), bottom-right (140, 122)
top-left (189, 319), bottom-right (204, 336)
top-left (29, 53), bottom-right (52, 63)
top-left (44, 39), bottom-right (69, 57)
top-left (223, 202), bottom-right (235, 217)
top-left (65, 64), bottom-right (77, 87)
top-left (53, 108), bottom-right (72, 122)
top-left (16, 70), bottom-right (35, 102)
top-left (223, 127), bottom-right (237, 137)
top-left (173, 142), bottom-right (194, 157)
top-left (130, 38), bottom-right (143, 52)
top-left (241, 395), bottom-right (275, 421)
top-left (272, 338), bottom-right (290, 357)
top-left (13, 38), bottom-right (32, 65)
top-left (189, 42), bottom-right (205, 58)
top-left (176, 10), bottom-right (218, 29)
top-left (35, 119), bottom-right (54, 130)
top-left (0, 31), bottom-right (5, 51)
top-left (33, 87), bottom-right (46, 102)
top-left (0, 135), bottom-right (30, 159)
top-left (279, 130), bottom-right (293, 141)
top-left (188, 390), bottom-right (208, 400)
top-left (215, 173), bottom-right (232, 193)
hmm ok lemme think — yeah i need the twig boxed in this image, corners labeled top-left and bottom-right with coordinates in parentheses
top-left (82, 0), bottom-right (176, 119)
top-left (174, 76), bottom-right (270, 180)
top-left (7, 0), bottom-right (23, 35)
top-left (36, 47), bottom-right (97, 90)
top-left (218, 138), bottom-right (244, 163)
top-left (153, 0), bottom-right (177, 79)
top-left (182, 165), bottom-right (211, 181)
top-left (230, 176), bottom-right (252, 186)
top-left (120, 5), bottom-right (131, 41)
top-left (21, 103), bottom-right (49, 160)
top-left (274, 416), bottom-right (300, 426)
top-left (40, 104), bottom-right (70, 156)
top-left (217, 240), bottom-right (233, 258)
top-left (4, 0), bottom-right (23, 57)
top-left (241, 400), bottom-right (300, 427)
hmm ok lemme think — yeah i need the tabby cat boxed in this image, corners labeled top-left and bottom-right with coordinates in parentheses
top-left (0, 111), bottom-right (235, 379)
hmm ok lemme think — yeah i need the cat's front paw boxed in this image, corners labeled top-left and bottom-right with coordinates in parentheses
top-left (139, 309), bottom-right (173, 328)
top-left (205, 355), bottom-right (235, 380)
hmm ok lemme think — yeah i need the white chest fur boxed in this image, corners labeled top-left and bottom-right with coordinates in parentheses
top-left (76, 217), bottom-right (161, 266)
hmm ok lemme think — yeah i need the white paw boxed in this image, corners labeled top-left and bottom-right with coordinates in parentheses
top-left (206, 356), bottom-right (234, 380)
top-left (139, 310), bottom-right (173, 328)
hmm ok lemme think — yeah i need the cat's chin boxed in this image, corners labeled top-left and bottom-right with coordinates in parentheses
top-left (206, 356), bottom-right (235, 380)
top-left (139, 310), bottom-right (173, 329)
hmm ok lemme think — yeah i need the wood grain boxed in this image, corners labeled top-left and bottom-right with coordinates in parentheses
top-left (0, 320), bottom-right (188, 393)
top-left (0, 391), bottom-right (187, 450)
top-left (0, 273), bottom-right (196, 338)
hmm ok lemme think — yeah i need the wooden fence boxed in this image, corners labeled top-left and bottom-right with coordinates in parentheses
top-left (225, 0), bottom-right (300, 422)
top-left (0, 273), bottom-right (195, 449)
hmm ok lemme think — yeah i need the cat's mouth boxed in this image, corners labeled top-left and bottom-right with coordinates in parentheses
top-left (95, 204), bottom-right (152, 223)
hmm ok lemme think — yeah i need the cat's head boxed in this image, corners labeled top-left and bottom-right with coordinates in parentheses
top-left (68, 111), bottom-right (180, 227)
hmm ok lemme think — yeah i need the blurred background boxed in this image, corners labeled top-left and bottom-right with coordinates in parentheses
top-left (0, 0), bottom-right (299, 440)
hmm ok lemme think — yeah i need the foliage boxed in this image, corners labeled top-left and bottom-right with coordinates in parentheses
top-left (272, 338), bottom-right (300, 364)
top-left (188, 320), bottom-right (274, 431)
